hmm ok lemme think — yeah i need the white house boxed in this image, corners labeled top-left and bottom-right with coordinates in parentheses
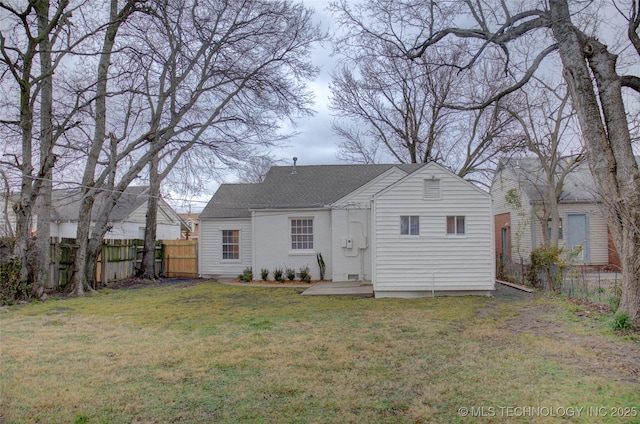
top-left (491, 157), bottom-right (627, 267)
top-left (1, 186), bottom-right (184, 240)
top-left (199, 162), bottom-right (495, 297)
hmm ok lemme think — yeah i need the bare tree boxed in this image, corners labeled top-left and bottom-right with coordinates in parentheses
top-left (0, 0), bottom-right (90, 294)
top-left (333, 0), bottom-right (640, 322)
top-left (72, 0), bottom-right (324, 281)
top-left (329, 2), bottom-right (518, 182)
top-left (506, 82), bottom-right (585, 249)
top-left (236, 155), bottom-right (280, 183)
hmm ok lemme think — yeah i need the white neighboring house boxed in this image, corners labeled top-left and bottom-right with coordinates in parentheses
top-left (490, 157), bottom-right (630, 267)
top-left (1, 186), bottom-right (184, 240)
top-left (199, 161), bottom-right (495, 297)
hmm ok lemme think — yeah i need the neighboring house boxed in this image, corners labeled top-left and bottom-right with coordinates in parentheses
top-left (199, 161), bottom-right (495, 297)
top-left (179, 213), bottom-right (200, 240)
top-left (2, 186), bottom-right (184, 240)
top-left (491, 157), bottom-right (628, 267)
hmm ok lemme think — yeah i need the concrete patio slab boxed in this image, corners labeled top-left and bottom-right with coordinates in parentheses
top-left (301, 280), bottom-right (373, 297)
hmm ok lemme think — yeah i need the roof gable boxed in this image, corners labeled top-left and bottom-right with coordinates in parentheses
top-left (493, 157), bottom-right (640, 203)
top-left (201, 163), bottom-right (425, 218)
top-left (374, 161), bottom-right (489, 199)
top-left (51, 186), bottom-right (151, 222)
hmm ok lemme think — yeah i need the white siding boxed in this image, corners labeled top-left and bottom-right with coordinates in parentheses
top-left (334, 167), bottom-right (407, 207)
top-left (373, 164), bottom-right (494, 296)
top-left (331, 208), bottom-right (371, 281)
top-left (329, 169), bottom-right (407, 281)
top-left (530, 203), bottom-right (609, 265)
top-left (253, 209), bottom-right (332, 280)
top-left (491, 169), bottom-right (534, 261)
top-left (492, 170), bottom-right (610, 265)
top-left (199, 218), bottom-right (252, 278)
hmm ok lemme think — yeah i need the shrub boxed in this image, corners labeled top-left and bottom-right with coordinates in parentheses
top-left (528, 246), bottom-right (565, 291)
top-left (260, 268), bottom-right (269, 281)
top-left (0, 256), bottom-right (27, 305)
top-left (612, 312), bottom-right (634, 331)
top-left (285, 267), bottom-right (296, 281)
top-left (316, 253), bottom-right (326, 280)
top-left (299, 265), bottom-right (311, 283)
top-left (607, 285), bottom-right (622, 312)
top-left (237, 267), bottom-right (253, 282)
top-left (273, 267), bottom-right (284, 282)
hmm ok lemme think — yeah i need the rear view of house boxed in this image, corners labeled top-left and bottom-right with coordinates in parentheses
top-left (200, 161), bottom-right (494, 297)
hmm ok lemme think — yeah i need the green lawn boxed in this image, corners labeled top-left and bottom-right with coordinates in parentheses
top-left (1, 280), bottom-right (638, 423)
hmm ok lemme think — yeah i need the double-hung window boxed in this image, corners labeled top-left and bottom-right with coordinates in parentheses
top-left (401, 216), bottom-right (420, 235)
top-left (291, 218), bottom-right (313, 250)
top-left (222, 230), bottom-right (240, 260)
top-left (446, 216), bottom-right (465, 235)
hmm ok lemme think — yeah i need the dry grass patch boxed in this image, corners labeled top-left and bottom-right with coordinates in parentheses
top-left (1, 280), bottom-right (638, 423)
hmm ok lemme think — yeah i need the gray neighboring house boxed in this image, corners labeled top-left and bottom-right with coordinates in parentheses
top-left (490, 157), bottom-right (632, 267)
top-left (199, 161), bottom-right (495, 297)
top-left (1, 186), bottom-right (184, 240)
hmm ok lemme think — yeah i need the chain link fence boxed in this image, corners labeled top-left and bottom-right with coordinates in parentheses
top-left (497, 254), bottom-right (622, 309)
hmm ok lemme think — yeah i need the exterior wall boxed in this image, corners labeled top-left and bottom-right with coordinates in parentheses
top-left (330, 208), bottom-right (371, 281)
top-left (490, 170), bottom-right (533, 262)
top-left (494, 213), bottom-right (511, 259)
top-left (329, 167), bottom-right (407, 281)
top-left (199, 218), bottom-right (252, 278)
top-left (373, 164), bottom-right (494, 296)
top-left (491, 168), bottom-right (613, 266)
top-left (530, 203), bottom-right (609, 265)
top-left (252, 209), bottom-right (332, 281)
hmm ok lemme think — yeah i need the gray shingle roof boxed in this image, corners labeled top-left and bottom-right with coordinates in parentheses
top-left (201, 163), bottom-right (425, 219)
top-left (497, 156), bottom-right (640, 203)
top-left (51, 186), bottom-right (150, 221)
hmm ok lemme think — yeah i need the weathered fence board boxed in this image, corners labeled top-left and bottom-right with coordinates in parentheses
top-left (46, 238), bottom-right (197, 288)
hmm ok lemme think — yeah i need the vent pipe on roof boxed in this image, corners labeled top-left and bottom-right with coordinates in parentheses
top-left (292, 157), bottom-right (298, 174)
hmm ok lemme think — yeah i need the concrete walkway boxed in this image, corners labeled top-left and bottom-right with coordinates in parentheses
top-left (301, 280), bottom-right (373, 297)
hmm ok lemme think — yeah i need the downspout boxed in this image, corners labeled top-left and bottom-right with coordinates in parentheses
top-left (251, 210), bottom-right (256, 276)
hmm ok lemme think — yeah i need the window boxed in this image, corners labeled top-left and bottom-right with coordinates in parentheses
top-left (222, 230), bottom-right (239, 260)
top-left (291, 218), bottom-right (313, 250)
top-left (424, 178), bottom-right (441, 199)
top-left (547, 217), bottom-right (563, 240)
top-left (446, 216), bottom-right (465, 235)
top-left (401, 216), bottom-right (420, 235)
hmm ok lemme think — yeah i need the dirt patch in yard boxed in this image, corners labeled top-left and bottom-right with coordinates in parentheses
top-left (495, 293), bottom-right (640, 385)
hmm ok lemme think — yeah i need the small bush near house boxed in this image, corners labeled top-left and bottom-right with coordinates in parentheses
top-left (260, 268), bottom-right (269, 281)
top-left (237, 267), bottom-right (253, 282)
top-left (273, 267), bottom-right (284, 282)
top-left (0, 257), bottom-right (27, 305)
top-left (299, 266), bottom-right (311, 283)
top-left (528, 247), bottom-right (565, 291)
top-left (285, 267), bottom-right (296, 281)
top-left (316, 253), bottom-right (326, 280)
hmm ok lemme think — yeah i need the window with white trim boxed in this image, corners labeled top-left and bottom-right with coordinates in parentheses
top-left (222, 230), bottom-right (240, 260)
top-left (446, 216), bottom-right (465, 235)
top-left (291, 218), bottom-right (313, 250)
top-left (401, 216), bottom-right (420, 235)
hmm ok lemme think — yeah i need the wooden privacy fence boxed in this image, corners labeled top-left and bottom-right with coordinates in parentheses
top-left (162, 240), bottom-right (198, 278)
top-left (49, 238), bottom-right (198, 288)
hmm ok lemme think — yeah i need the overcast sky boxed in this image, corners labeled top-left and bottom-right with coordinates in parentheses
top-left (265, 0), bottom-right (342, 168)
top-left (170, 1), bottom-right (342, 212)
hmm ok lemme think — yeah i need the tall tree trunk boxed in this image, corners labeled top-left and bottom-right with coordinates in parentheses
top-left (141, 150), bottom-right (160, 279)
top-left (550, 0), bottom-right (640, 323)
top-left (34, 0), bottom-right (54, 297)
top-left (72, 0), bottom-right (135, 295)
